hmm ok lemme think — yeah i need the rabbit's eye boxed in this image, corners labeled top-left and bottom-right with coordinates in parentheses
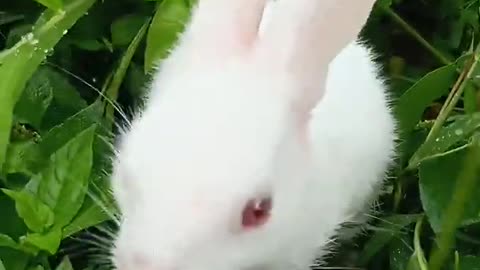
top-left (241, 197), bottom-right (272, 229)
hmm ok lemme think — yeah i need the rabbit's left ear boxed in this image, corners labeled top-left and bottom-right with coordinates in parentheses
top-left (259, 0), bottom-right (376, 118)
top-left (180, 0), bottom-right (268, 60)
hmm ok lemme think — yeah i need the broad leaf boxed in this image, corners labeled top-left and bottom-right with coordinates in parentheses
top-left (34, 0), bottom-right (64, 11)
top-left (0, 248), bottom-right (30, 270)
top-left (1, 189), bottom-right (54, 233)
top-left (464, 83), bottom-right (477, 114)
top-left (126, 62), bottom-right (149, 98)
top-left (458, 255), bottom-right (480, 269)
top-left (389, 235), bottom-right (414, 270)
top-left (0, 0), bottom-right (97, 168)
top-left (419, 147), bottom-right (480, 232)
top-left (3, 140), bottom-right (37, 179)
top-left (144, 0), bottom-right (190, 72)
top-left (21, 227), bottom-right (62, 255)
top-left (63, 171), bottom-right (117, 238)
top-left (395, 64), bottom-right (457, 136)
top-left (111, 14), bottom-right (148, 46)
top-left (31, 125), bottom-right (96, 228)
top-left (3, 102), bottom-right (102, 176)
top-left (0, 193), bottom-right (28, 241)
top-left (55, 256), bottom-right (74, 270)
top-left (36, 66), bottom-right (88, 130)
top-left (28, 266), bottom-right (44, 270)
top-left (63, 195), bottom-right (111, 238)
top-left (14, 68), bottom-right (54, 129)
top-left (409, 112), bottom-right (480, 167)
top-left (0, 235), bottom-right (21, 250)
top-left (358, 214), bottom-right (420, 265)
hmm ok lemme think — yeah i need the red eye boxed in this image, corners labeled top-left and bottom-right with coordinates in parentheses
top-left (241, 197), bottom-right (272, 229)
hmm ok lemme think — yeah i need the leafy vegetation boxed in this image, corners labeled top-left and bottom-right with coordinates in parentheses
top-left (0, 0), bottom-right (480, 269)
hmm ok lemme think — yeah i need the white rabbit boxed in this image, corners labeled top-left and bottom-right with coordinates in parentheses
top-left (110, 0), bottom-right (397, 269)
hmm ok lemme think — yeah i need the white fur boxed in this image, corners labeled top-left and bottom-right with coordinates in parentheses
top-left (110, 0), bottom-right (396, 269)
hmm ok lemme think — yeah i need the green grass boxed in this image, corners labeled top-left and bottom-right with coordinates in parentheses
top-left (1, 0), bottom-right (480, 269)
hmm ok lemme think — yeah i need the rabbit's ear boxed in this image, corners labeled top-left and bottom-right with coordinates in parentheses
top-left (259, 0), bottom-right (376, 116)
top-left (182, 0), bottom-right (268, 59)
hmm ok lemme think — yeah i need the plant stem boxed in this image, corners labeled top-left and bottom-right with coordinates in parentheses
top-left (425, 43), bottom-right (480, 143)
top-left (413, 216), bottom-right (429, 270)
top-left (381, 6), bottom-right (452, 66)
top-left (405, 44), bottom-right (480, 170)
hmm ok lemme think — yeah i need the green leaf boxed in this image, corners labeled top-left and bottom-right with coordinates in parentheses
top-left (3, 140), bottom-right (38, 177)
top-left (28, 266), bottom-right (44, 270)
top-left (1, 189), bottom-right (54, 233)
top-left (0, 0), bottom-right (96, 169)
top-left (55, 256), bottom-right (74, 270)
top-left (13, 68), bottom-right (54, 129)
top-left (419, 147), bottom-right (480, 232)
top-left (20, 227), bottom-right (62, 255)
top-left (126, 62), bottom-right (149, 98)
top-left (62, 196), bottom-right (110, 238)
top-left (389, 235), bottom-right (414, 270)
top-left (0, 259), bottom-right (5, 270)
top-left (394, 64), bottom-right (457, 136)
top-left (0, 191), bottom-right (34, 270)
top-left (0, 235), bottom-right (21, 250)
top-left (144, 0), bottom-right (190, 72)
top-left (358, 214), bottom-right (420, 265)
top-left (376, 0), bottom-right (392, 8)
top-left (448, 16), bottom-right (465, 50)
top-left (31, 125), bottom-right (96, 228)
top-left (0, 248), bottom-right (30, 270)
top-left (3, 101), bottom-right (102, 176)
top-left (111, 13), bottom-right (148, 47)
top-left (458, 255), bottom-right (480, 270)
top-left (67, 2), bottom-right (112, 46)
top-left (37, 66), bottom-right (86, 110)
top-left (0, 193), bottom-right (28, 241)
top-left (37, 102), bottom-right (100, 163)
top-left (35, 66), bottom-right (87, 130)
top-left (409, 113), bottom-right (480, 167)
top-left (68, 38), bottom-right (106, 51)
top-left (34, 0), bottom-right (64, 11)
top-left (464, 83), bottom-right (477, 114)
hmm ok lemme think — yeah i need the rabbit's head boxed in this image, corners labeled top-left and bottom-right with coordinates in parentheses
top-left (111, 1), bottom-right (377, 269)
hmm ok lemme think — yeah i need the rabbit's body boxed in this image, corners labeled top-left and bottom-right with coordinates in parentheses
top-left (310, 41), bottom-right (395, 230)
top-left (110, 1), bottom-right (396, 270)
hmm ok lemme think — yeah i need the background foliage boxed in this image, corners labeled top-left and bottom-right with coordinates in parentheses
top-left (0, 0), bottom-right (480, 269)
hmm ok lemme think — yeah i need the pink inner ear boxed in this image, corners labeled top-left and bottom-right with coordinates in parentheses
top-left (242, 197), bottom-right (272, 229)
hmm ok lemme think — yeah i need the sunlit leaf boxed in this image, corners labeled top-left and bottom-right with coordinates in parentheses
top-left (144, 0), bottom-right (190, 72)
top-left (29, 125), bottom-right (96, 228)
top-left (0, 0), bottom-right (96, 168)
top-left (395, 64), bottom-right (457, 137)
top-left (409, 113), bottom-right (480, 167)
top-left (1, 189), bottom-right (54, 233)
